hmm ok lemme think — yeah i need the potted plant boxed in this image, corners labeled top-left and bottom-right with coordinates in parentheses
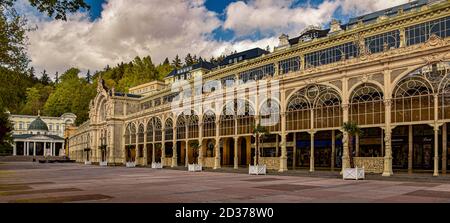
top-left (188, 140), bottom-right (202, 172)
top-left (341, 122), bottom-right (364, 180)
top-left (249, 124), bottom-right (269, 175)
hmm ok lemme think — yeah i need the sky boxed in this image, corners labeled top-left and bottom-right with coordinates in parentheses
top-left (14, 0), bottom-right (412, 77)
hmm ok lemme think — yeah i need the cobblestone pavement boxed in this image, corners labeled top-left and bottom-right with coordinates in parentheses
top-left (1, 162), bottom-right (450, 203)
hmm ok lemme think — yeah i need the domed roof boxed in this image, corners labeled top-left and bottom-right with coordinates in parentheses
top-left (28, 116), bottom-right (48, 132)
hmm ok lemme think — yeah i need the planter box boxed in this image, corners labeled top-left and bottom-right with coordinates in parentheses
top-left (343, 167), bottom-right (365, 180)
top-left (84, 161), bottom-right (92, 165)
top-left (249, 164), bottom-right (266, 175)
top-left (188, 164), bottom-right (202, 172)
top-left (126, 162), bottom-right (136, 168)
top-left (151, 162), bottom-right (162, 169)
top-left (99, 161), bottom-right (108, 166)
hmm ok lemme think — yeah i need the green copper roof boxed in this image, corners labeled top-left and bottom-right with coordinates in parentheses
top-left (28, 116), bottom-right (49, 131)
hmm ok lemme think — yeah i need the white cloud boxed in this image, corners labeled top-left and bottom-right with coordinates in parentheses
top-left (223, 0), bottom-right (340, 37)
top-left (339, 0), bottom-right (411, 15)
top-left (25, 0), bottom-right (223, 76)
top-left (223, 0), bottom-right (412, 38)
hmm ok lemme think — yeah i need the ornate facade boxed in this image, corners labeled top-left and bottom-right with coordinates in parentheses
top-left (69, 0), bottom-right (450, 176)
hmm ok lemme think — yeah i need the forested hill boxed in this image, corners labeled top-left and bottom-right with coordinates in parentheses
top-left (1, 55), bottom-right (172, 126)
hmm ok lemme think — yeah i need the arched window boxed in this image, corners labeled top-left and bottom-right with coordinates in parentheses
top-left (146, 119), bottom-right (154, 143)
top-left (203, 111), bottom-right (216, 138)
top-left (236, 100), bottom-right (255, 135)
top-left (259, 99), bottom-right (280, 132)
top-left (314, 87), bottom-right (342, 129)
top-left (393, 76), bottom-right (434, 123)
top-left (350, 84), bottom-right (385, 125)
top-left (220, 102), bottom-right (235, 136)
top-left (286, 88), bottom-right (311, 131)
top-left (153, 118), bottom-right (162, 142)
top-left (165, 118), bottom-right (173, 141)
top-left (176, 115), bottom-right (186, 140)
top-left (188, 114), bottom-right (199, 139)
top-left (138, 124), bottom-right (145, 144)
top-left (129, 123), bottom-right (136, 144)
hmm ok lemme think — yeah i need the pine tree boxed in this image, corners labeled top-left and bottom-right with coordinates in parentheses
top-left (54, 72), bottom-right (59, 84)
top-left (86, 70), bottom-right (92, 83)
top-left (28, 67), bottom-right (37, 82)
top-left (0, 108), bottom-right (13, 155)
top-left (209, 56), bottom-right (216, 64)
top-left (172, 55), bottom-right (182, 68)
top-left (40, 70), bottom-right (50, 85)
top-left (163, 57), bottom-right (170, 65)
top-left (184, 53), bottom-right (194, 66)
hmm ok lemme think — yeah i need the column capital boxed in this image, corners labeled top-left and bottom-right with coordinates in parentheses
top-left (383, 99), bottom-right (392, 106)
top-left (434, 124), bottom-right (441, 132)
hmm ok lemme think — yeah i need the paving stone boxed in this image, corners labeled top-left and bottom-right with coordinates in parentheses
top-left (2, 162), bottom-right (450, 203)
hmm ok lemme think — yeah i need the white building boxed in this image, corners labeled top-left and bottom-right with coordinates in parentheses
top-left (9, 112), bottom-right (76, 157)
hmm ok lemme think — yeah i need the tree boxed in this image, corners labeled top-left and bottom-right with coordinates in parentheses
top-left (0, 67), bottom-right (33, 113)
top-left (21, 84), bottom-right (53, 115)
top-left (40, 69), bottom-right (50, 84)
top-left (163, 57), bottom-right (170, 65)
top-left (86, 70), bottom-right (91, 83)
top-left (0, 7), bottom-right (29, 72)
top-left (156, 62), bottom-right (174, 79)
top-left (252, 124), bottom-right (269, 166)
top-left (171, 55), bottom-right (182, 68)
top-left (1, 0), bottom-right (90, 21)
top-left (44, 67), bottom-right (96, 125)
top-left (189, 140), bottom-right (200, 164)
top-left (28, 67), bottom-right (36, 80)
top-left (342, 122), bottom-right (362, 168)
top-left (54, 71), bottom-right (59, 84)
top-left (184, 53), bottom-right (194, 66)
top-left (0, 108), bottom-right (13, 155)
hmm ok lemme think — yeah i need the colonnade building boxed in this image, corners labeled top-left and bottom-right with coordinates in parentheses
top-left (68, 0), bottom-right (450, 176)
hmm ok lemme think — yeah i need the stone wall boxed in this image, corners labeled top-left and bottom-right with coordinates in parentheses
top-left (203, 157), bottom-right (215, 168)
top-left (162, 157), bottom-right (172, 167)
top-left (259, 157), bottom-right (280, 170)
top-left (354, 157), bottom-right (384, 173)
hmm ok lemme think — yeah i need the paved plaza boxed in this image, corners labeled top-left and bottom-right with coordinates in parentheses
top-left (1, 162), bottom-right (450, 203)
